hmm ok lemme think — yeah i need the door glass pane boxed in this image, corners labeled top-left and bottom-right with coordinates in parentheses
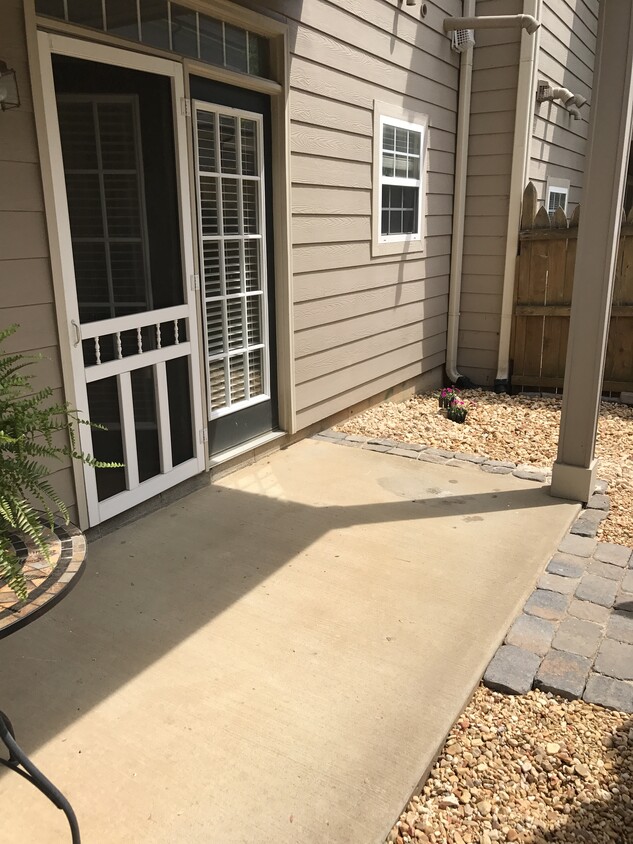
top-left (203, 241), bottom-right (221, 297)
top-left (166, 357), bottom-right (194, 466)
top-left (35, 0), bottom-right (66, 17)
top-left (244, 241), bottom-right (260, 292)
top-left (131, 367), bottom-right (161, 482)
top-left (229, 354), bottom-right (246, 403)
top-left (222, 180), bottom-right (240, 234)
top-left (171, 4), bottom-right (198, 58)
top-left (87, 378), bottom-right (127, 501)
top-left (242, 181), bottom-right (259, 234)
top-left (240, 119), bottom-right (258, 176)
top-left (199, 177), bottom-right (219, 236)
top-left (219, 116), bottom-right (238, 174)
top-left (196, 111), bottom-right (216, 172)
top-left (54, 56), bottom-right (185, 321)
top-left (224, 241), bottom-right (241, 294)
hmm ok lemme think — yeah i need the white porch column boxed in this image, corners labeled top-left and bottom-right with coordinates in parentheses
top-left (551, 1), bottom-right (633, 503)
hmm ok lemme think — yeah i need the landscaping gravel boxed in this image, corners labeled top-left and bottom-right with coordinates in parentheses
top-left (386, 686), bottom-right (633, 844)
top-left (336, 392), bottom-right (633, 547)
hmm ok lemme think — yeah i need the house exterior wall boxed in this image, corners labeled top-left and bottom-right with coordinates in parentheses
top-left (235, 0), bottom-right (461, 429)
top-left (0, 0), bottom-right (77, 517)
top-left (457, 0), bottom-right (522, 387)
top-left (529, 0), bottom-right (598, 212)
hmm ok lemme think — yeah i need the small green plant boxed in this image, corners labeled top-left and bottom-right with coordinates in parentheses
top-left (447, 398), bottom-right (468, 424)
top-left (0, 325), bottom-right (120, 600)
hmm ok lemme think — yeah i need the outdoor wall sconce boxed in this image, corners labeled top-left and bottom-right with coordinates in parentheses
top-left (0, 61), bottom-right (20, 111)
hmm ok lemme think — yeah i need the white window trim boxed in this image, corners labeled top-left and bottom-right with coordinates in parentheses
top-left (372, 101), bottom-right (428, 258)
top-left (545, 176), bottom-right (570, 218)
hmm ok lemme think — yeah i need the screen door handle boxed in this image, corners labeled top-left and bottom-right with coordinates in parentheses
top-left (71, 320), bottom-right (81, 347)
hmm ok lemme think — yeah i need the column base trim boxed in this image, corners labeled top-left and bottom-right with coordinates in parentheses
top-left (550, 459), bottom-right (598, 503)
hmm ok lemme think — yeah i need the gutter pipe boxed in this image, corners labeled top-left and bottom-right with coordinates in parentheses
top-left (495, 0), bottom-right (542, 390)
top-left (446, 0), bottom-right (476, 386)
top-left (446, 3), bottom-right (541, 386)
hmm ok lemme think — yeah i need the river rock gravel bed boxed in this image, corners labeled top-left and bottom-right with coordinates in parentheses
top-left (335, 391), bottom-right (633, 547)
top-left (386, 686), bottom-right (633, 844)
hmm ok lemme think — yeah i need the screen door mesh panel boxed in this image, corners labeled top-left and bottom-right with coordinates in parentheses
top-left (194, 105), bottom-right (269, 416)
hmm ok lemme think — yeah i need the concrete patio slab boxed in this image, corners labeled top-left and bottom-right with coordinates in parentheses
top-left (0, 439), bottom-right (578, 843)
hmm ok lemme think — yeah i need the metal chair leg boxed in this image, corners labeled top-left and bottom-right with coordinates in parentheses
top-left (0, 711), bottom-right (81, 844)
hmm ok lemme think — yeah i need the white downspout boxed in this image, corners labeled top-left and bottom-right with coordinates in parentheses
top-left (446, 0), bottom-right (475, 385)
top-left (495, 0), bottom-right (542, 389)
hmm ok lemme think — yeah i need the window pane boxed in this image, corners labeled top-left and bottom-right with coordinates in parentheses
top-left (382, 124), bottom-right (395, 151)
top-left (140, 0), bottom-right (170, 50)
top-left (382, 152), bottom-right (395, 177)
top-left (248, 34), bottom-right (269, 78)
top-left (394, 154), bottom-right (408, 178)
top-left (222, 179), bottom-right (240, 235)
top-left (225, 24), bottom-right (248, 72)
top-left (171, 4), bottom-right (198, 58)
top-left (381, 185), bottom-right (419, 235)
top-left (199, 15), bottom-right (223, 66)
top-left (105, 0), bottom-right (139, 38)
top-left (395, 128), bottom-right (408, 153)
top-left (243, 181), bottom-right (259, 234)
top-left (35, 0), bottom-right (66, 18)
top-left (67, 0), bottom-right (103, 28)
top-left (408, 131), bottom-right (421, 156)
top-left (408, 157), bottom-right (420, 179)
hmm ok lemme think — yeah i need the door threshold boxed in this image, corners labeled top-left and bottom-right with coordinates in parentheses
top-left (209, 430), bottom-right (286, 468)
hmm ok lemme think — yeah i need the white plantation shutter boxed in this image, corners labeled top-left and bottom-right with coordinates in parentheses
top-left (194, 103), bottom-right (269, 416)
top-left (57, 95), bottom-right (151, 322)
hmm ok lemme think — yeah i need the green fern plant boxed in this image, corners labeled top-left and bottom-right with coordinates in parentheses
top-left (0, 325), bottom-right (120, 601)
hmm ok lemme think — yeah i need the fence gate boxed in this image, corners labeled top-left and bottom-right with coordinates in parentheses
top-left (511, 182), bottom-right (633, 393)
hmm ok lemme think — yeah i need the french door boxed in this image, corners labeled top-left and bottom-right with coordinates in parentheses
top-left (38, 34), bottom-right (205, 526)
top-left (191, 77), bottom-right (278, 455)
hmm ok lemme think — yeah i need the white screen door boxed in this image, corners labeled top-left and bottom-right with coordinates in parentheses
top-left (38, 33), bottom-right (205, 526)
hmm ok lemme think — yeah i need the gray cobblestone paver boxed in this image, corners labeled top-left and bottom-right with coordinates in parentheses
top-left (613, 591), bottom-right (633, 612)
top-left (567, 598), bottom-right (611, 624)
top-left (483, 645), bottom-right (541, 695)
top-left (552, 617), bottom-right (604, 658)
top-left (424, 447), bottom-right (455, 459)
top-left (537, 573), bottom-right (580, 595)
top-left (417, 452), bottom-right (449, 465)
top-left (512, 469), bottom-right (548, 482)
top-left (570, 519), bottom-right (599, 538)
top-left (578, 508), bottom-right (608, 525)
top-left (606, 611), bottom-right (633, 645)
top-left (481, 464), bottom-right (514, 474)
top-left (583, 674), bottom-right (633, 713)
top-left (587, 493), bottom-right (610, 511)
top-left (524, 589), bottom-right (570, 621)
top-left (558, 534), bottom-right (598, 558)
top-left (594, 639), bottom-right (633, 681)
top-left (390, 447), bottom-right (421, 460)
top-left (622, 571), bottom-right (633, 593)
top-left (535, 650), bottom-right (591, 699)
top-left (547, 553), bottom-right (587, 579)
top-left (453, 451), bottom-right (486, 463)
top-left (575, 574), bottom-right (619, 607)
top-left (505, 614), bottom-right (556, 656)
top-left (588, 560), bottom-right (627, 581)
top-left (594, 542), bottom-right (632, 566)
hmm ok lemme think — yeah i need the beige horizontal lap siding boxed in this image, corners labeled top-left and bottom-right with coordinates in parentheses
top-left (458, 0), bottom-right (521, 388)
top-left (0, 0), bottom-right (76, 515)
top-left (529, 0), bottom-right (598, 210)
top-left (238, 0), bottom-right (460, 429)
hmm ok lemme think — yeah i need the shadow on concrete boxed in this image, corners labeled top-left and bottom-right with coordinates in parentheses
top-left (0, 471), bottom-right (570, 763)
top-left (525, 719), bottom-right (633, 843)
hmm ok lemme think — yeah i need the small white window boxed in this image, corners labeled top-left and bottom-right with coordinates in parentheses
top-left (373, 103), bottom-right (428, 256)
top-left (545, 178), bottom-right (570, 220)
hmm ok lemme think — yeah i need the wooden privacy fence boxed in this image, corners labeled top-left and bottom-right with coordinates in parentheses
top-left (511, 182), bottom-right (633, 393)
